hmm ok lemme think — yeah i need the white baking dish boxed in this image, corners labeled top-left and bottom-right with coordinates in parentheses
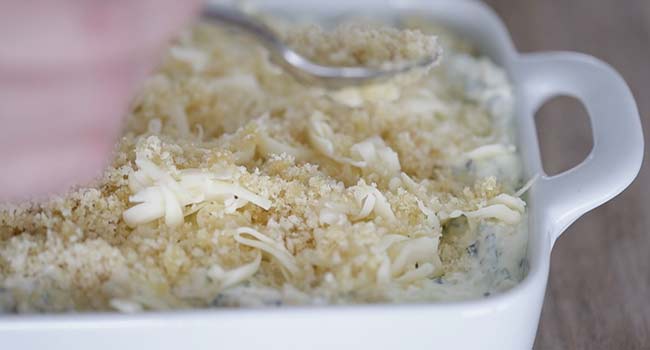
top-left (0, 1), bottom-right (643, 349)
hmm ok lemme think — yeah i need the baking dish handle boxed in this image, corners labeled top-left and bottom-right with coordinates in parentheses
top-left (515, 52), bottom-right (644, 241)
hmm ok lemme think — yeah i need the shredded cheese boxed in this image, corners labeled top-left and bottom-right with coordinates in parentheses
top-left (234, 227), bottom-right (299, 276)
top-left (258, 132), bottom-right (313, 161)
top-left (515, 174), bottom-right (539, 197)
top-left (464, 143), bottom-right (516, 160)
top-left (389, 237), bottom-right (439, 278)
top-left (170, 46), bottom-right (209, 72)
top-left (417, 199), bottom-right (441, 230)
top-left (0, 20), bottom-right (528, 312)
top-left (352, 182), bottom-right (396, 222)
top-left (350, 137), bottom-right (401, 176)
top-left (488, 193), bottom-right (526, 213)
top-left (450, 204), bottom-right (522, 225)
top-left (307, 111), bottom-right (366, 167)
top-left (123, 155), bottom-right (271, 227)
top-left (218, 252), bottom-right (262, 289)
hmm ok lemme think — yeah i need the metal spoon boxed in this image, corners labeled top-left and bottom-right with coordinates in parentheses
top-left (202, 5), bottom-right (440, 88)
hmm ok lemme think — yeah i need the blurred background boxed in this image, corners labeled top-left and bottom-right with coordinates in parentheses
top-left (483, 0), bottom-right (649, 348)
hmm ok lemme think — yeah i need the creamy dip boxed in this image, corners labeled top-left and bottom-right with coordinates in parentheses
top-left (0, 21), bottom-right (528, 312)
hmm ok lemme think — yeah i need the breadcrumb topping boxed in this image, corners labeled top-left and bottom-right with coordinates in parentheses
top-left (0, 21), bottom-right (527, 313)
top-left (281, 23), bottom-right (441, 68)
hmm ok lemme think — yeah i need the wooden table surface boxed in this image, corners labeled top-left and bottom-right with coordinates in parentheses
top-left (482, 1), bottom-right (650, 349)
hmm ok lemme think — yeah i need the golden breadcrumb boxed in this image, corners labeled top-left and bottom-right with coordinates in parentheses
top-left (0, 21), bottom-right (527, 313)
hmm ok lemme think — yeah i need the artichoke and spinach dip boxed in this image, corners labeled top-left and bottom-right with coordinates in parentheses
top-left (0, 19), bottom-right (529, 313)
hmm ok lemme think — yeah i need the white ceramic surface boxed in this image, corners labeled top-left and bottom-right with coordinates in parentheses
top-left (0, 1), bottom-right (643, 349)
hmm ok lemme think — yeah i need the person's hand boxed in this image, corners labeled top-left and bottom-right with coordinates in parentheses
top-left (0, 0), bottom-right (201, 201)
